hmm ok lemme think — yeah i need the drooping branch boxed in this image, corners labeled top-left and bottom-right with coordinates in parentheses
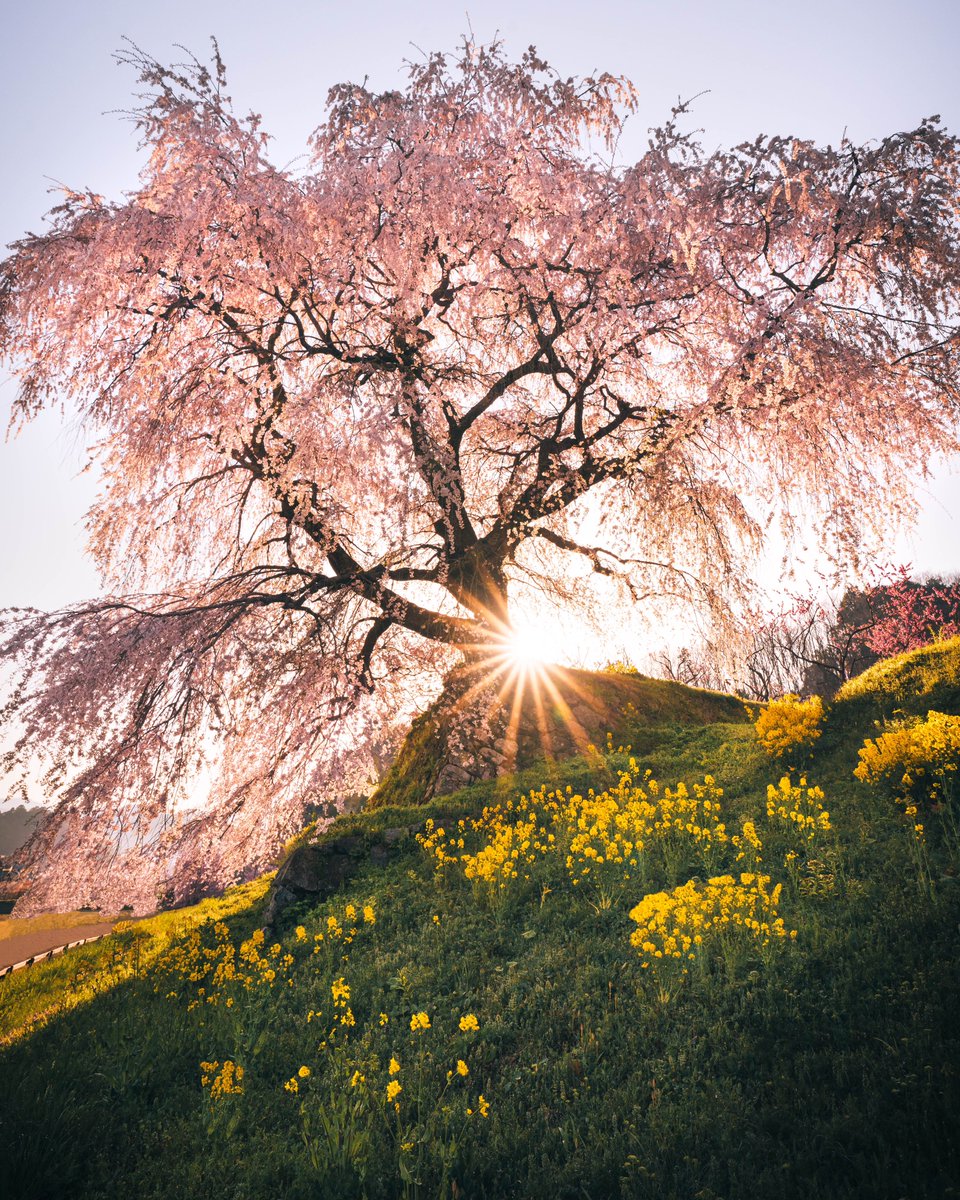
top-left (2, 37), bottom-right (960, 909)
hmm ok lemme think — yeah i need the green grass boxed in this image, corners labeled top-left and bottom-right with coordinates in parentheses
top-left (828, 634), bottom-right (960, 744)
top-left (1, 650), bottom-right (959, 1199)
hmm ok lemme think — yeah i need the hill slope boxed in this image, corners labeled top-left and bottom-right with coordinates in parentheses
top-left (1, 651), bottom-right (959, 1200)
top-left (370, 664), bottom-right (749, 809)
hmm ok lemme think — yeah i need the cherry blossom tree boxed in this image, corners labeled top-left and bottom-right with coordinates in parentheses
top-left (863, 569), bottom-right (960, 658)
top-left (3, 39), bottom-right (960, 908)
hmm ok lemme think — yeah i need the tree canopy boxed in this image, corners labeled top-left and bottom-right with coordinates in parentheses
top-left (2, 39), bottom-right (960, 907)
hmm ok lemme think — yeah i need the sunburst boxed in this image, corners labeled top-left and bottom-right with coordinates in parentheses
top-left (443, 616), bottom-right (600, 780)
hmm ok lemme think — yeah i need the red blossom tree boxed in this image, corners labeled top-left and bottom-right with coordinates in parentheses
top-left (863, 569), bottom-right (960, 658)
top-left (3, 40), bottom-right (960, 908)
top-left (716, 568), bottom-right (960, 701)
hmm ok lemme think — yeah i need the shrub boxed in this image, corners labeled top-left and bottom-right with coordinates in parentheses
top-left (753, 695), bottom-right (824, 758)
top-left (628, 873), bottom-right (795, 973)
top-left (854, 710), bottom-right (960, 806)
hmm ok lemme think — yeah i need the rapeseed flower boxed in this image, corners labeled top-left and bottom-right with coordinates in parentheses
top-left (855, 710), bottom-right (960, 807)
top-left (754, 696), bottom-right (823, 758)
top-left (629, 873), bottom-right (794, 970)
top-left (419, 768), bottom-right (730, 896)
top-left (766, 776), bottom-right (831, 846)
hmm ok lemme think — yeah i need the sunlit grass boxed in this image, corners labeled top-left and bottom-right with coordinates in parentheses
top-left (837, 633), bottom-right (960, 704)
top-left (0, 877), bottom-right (272, 1046)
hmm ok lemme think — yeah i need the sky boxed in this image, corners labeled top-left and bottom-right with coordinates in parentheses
top-left (1, 0), bottom-right (959, 616)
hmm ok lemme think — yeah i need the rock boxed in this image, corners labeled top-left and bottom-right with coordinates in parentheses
top-left (263, 834), bottom-right (369, 926)
top-left (263, 819), bottom-right (468, 927)
top-left (369, 844), bottom-right (390, 867)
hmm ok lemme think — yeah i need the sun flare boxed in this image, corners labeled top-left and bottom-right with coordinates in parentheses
top-left (502, 623), bottom-right (556, 671)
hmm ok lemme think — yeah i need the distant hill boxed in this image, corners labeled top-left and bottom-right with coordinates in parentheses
top-left (0, 806), bottom-right (42, 857)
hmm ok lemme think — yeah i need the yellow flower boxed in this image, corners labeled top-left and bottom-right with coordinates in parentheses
top-left (387, 1080), bottom-right (402, 1102)
top-left (331, 976), bottom-right (350, 1004)
top-left (389, 1056), bottom-right (400, 1075)
top-left (297, 1065), bottom-right (311, 1079)
top-left (284, 1078), bottom-right (299, 1094)
top-left (456, 1060), bottom-right (469, 1077)
top-left (410, 1012), bottom-right (431, 1032)
top-left (478, 1094), bottom-right (490, 1118)
top-left (201, 1060), bottom-right (244, 1099)
top-left (754, 695), bottom-right (823, 758)
top-left (363, 905), bottom-right (376, 924)
top-left (295, 925), bottom-right (307, 942)
top-left (458, 1014), bottom-right (479, 1032)
top-left (350, 1070), bottom-right (365, 1088)
top-left (629, 874), bottom-right (795, 968)
top-left (379, 1012), bottom-right (389, 1026)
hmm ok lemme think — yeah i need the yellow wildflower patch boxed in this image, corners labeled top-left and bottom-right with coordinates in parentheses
top-left (766, 776), bottom-right (831, 845)
top-left (754, 695), bottom-right (824, 759)
top-left (200, 1059), bottom-right (244, 1099)
top-left (855, 710), bottom-right (960, 805)
top-left (629, 873), bottom-right (795, 970)
top-left (418, 765), bottom-right (730, 897)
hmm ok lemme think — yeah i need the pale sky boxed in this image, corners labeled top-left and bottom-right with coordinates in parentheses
top-left (2, 0), bottom-right (959, 614)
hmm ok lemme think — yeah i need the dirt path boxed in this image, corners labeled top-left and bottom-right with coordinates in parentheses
top-left (0, 922), bottom-right (118, 970)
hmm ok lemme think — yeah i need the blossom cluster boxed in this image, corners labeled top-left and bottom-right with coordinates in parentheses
top-left (159, 899), bottom-right (377, 1011)
top-left (854, 710), bottom-right (960, 805)
top-left (628, 873), bottom-right (796, 970)
top-left (753, 695), bottom-right (824, 759)
top-left (766, 776), bottom-right (832, 844)
top-left (418, 762), bottom-right (730, 898)
top-left (200, 1058), bottom-right (245, 1099)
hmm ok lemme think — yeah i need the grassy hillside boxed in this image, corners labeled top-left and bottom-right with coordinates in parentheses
top-left (1, 650), bottom-right (959, 1199)
top-left (369, 665), bottom-right (749, 809)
